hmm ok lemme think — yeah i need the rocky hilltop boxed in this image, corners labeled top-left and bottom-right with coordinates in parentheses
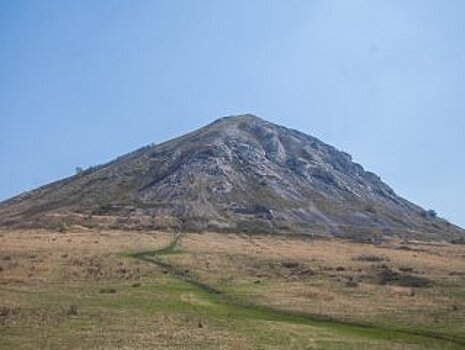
top-left (1, 115), bottom-right (463, 241)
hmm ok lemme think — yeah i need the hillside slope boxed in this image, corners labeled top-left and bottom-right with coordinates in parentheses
top-left (0, 115), bottom-right (463, 240)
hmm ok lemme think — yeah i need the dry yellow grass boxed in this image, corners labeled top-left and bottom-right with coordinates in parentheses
top-left (0, 229), bottom-right (172, 284)
top-left (170, 232), bottom-right (465, 335)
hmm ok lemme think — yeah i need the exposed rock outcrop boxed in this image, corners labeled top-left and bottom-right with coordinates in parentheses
top-left (0, 114), bottom-right (463, 241)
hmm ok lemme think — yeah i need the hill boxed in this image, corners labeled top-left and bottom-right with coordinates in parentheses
top-left (0, 114), bottom-right (463, 241)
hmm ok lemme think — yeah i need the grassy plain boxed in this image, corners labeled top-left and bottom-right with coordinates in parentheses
top-left (0, 229), bottom-right (464, 349)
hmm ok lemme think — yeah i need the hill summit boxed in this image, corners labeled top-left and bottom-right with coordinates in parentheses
top-left (1, 114), bottom-right (463, 240)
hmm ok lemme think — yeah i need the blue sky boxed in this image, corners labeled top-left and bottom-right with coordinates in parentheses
top-left (1, 0), bottom-right (464, 227)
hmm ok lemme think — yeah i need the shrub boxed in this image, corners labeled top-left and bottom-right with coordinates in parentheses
top-left (421, 209), bottom-right (437, 219)
top-left (365, 203), bottom-right (378, 214)
top-left (66, 304), bottom-right (78, 316)
top-left (354, 254), bottom-right (386, 262)
top-left (0, 305), bottom-right (21, 325)
top-left (451, 237), bottom-right (465, 245)
top-left (345, 280), bottom-right (359, 288)
top-left (396, 274), bottom-right (432, 288)
top-left (375, 266), bottom-right (432, 287)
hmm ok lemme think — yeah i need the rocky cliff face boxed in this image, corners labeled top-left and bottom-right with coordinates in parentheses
top-left (1, 115), bottom-right (463, 241)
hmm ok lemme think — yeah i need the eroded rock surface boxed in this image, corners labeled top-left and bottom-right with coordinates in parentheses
top-left (1, 115), bottom-right (463, 241)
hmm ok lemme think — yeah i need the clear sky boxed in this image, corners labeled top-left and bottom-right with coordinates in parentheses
top-left (1, 0), bottom-right (464, 227)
